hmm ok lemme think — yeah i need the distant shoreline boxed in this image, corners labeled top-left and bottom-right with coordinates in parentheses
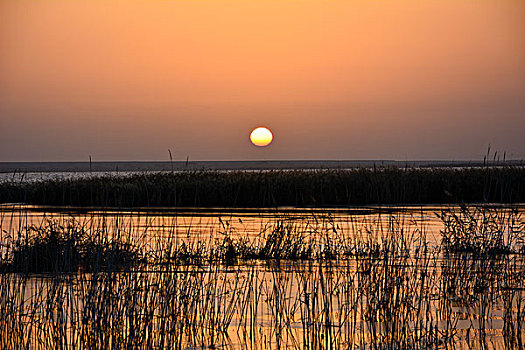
top-left (1, 160), bottom-right (523, 173)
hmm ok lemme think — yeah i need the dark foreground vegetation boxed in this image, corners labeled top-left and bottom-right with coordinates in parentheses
top-left (1, 205), bottom-right (525, 349)
top-left (1, 167), bottom-right (524, 207)
top-left (1, 220), bottom-right (142, 273)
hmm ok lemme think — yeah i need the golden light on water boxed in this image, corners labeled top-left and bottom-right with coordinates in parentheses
top-left (250, 127), bottom-right (273, 147)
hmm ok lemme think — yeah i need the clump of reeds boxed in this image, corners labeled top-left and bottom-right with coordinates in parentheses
top-left (438, 205), bottom-right (525, 311)
top-left (439, 205), bottom-right (525, 256)
top-left (152, 214), bottom-right (349, 265)
top-left (1, 219), bottom-right (143, 273)
top-left (235, 221), bottom-right (315, 261)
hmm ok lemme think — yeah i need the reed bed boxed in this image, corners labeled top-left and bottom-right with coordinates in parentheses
top-left (0, 205), bottom-right (524, 349)
top-left (1, 167), bottom-right (524, 207)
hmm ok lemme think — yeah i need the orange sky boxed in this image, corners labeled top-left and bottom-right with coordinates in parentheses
top-left (1, 0), bottom-right (524, 161)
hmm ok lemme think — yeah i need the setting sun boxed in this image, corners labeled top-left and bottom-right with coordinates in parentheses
top-left (250, 127), bottom-right (273, 147)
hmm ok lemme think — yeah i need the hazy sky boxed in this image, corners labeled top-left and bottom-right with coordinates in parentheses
top-left (1, 0), bottom-right (524, 161)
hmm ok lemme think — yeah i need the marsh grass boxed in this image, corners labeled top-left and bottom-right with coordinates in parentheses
top-left (0, 205), bottom-right (525, 349)
top-left (1, 167), bottom-right (524, 207)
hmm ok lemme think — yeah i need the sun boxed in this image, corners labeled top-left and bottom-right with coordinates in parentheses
top-left (250, 127), bottom-right (273, 147)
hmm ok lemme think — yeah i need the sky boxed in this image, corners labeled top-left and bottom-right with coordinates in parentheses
top-left (1, 0), bottom-right (524, 162)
